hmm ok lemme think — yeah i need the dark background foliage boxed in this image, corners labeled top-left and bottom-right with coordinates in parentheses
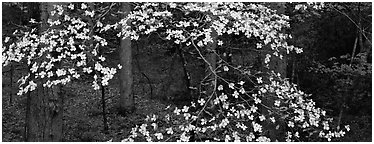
top-left (2, 2), bottom-right (372, 142)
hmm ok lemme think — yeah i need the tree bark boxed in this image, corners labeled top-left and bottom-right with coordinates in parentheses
top-left (24, 67), bottom-right (31, 141)
top-left (350, 36), bottom-right (358, 65)
top-left (291, 53), bottom-right (296, 84)
top-left (206, 17), bottom-right (218, 100)
top-left (177, 45), bottom-right (193, 100)
top-left (267, 2), bottom-right (287, 78)
top-left (27, 81), bottom-right (63, 141)
top-left (101, 85), bottom-right (109, 133)
top-left (26, 2), bottom-right (64, 141)
top-left (358, 3), bottom-right (364, 54)
top-left (118, 2), bottom-right (135, 115)
top-left (338, 34), bottom-right (359, 130)
top-left (134, 41), bottom-right (153, 99)
top-left (9, 63), bottom-right (13, 105)
top-left (259, 3), bottom-right (288, 141)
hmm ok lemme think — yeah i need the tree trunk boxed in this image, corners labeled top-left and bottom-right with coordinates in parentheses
top-left (24, 68), bottom-right (31, 141)
top-left (338, 34), bottom-right (359, 130)
top-left (260, 3), bottom-right (288, 141)
top-left (176, 45), bottom-right (193, 100)
top-left (358, 3), bottom-right (364, 54)
top-left (350, 37), bottom-right (358, 65)
top-left (27, 81), bottom-right (63, 141)
top-left (267, 2), bottom-right (288, 78)
top-left (118, 2), bottom-right (135, 115)
top-left (134, 41), bottom-right (153, 99)
top-left (206, 17), bottom-right (218, 100)
top-left (101, 85), bottom-right (109, 133)
top-left (9, 63), bottom-right (14, 105)
top-left (26, 2), bottom-right (64, 141)
top-left (198, 13), bottom-right (218, 114)
top-left (291, 53), bottom-right (296, 83)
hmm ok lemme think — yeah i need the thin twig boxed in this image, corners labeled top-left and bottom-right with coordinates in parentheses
top-left (331, 6), bottom-right (371, 45)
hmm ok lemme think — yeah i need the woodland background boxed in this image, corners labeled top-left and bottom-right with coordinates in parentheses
top-left (1, 2), bottom-right (372, 142)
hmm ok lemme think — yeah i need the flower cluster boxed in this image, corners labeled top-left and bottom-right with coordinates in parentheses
top-left (2, 2), bottom-right (350, 142)
top-left (115, 2), bottom-right (348, 142)
top-left (111, 2), bottom-right (302, 62)
top-left (3, 3), bottom-right (120, 95)
top-left (122, 70), bottom-right (349, 142)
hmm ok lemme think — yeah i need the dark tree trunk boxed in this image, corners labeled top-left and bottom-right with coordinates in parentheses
top-left (260, 3), bottom-right (288, 141)
top-left (118, 2), bottom-right (135, 115)
top-left (358, 3), bottom-right (364, 54)
top-left (266, 2), bottom-right (288, 78)
top-left (206, 19), bottom-right (218, 99)
top-left (291, 53), bottom-right (296, 84)
top-left (9, 63), bottom-right (14, 105)
top-left (24, 68), bottom-right (31, 141)
top-left (134, 40), bottom-right (153, 99)
top-left (101, 85), bottom-right (108, 133)
top-left (176, 45), bottom-right (193, 100)
top-left (161, 51), bottom-right (177, 101)
top-left (27, 82), bottom-right (63, 141)
top-left (26, 2), bottom-right (64, 141)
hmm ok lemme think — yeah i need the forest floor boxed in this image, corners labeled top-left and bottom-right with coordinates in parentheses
top-left (2, 70), bottom-right (372, 142)
top-left (1, 49), bottom-right (372, 142)
top-left (2, 74), bottom-right (173, 142)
